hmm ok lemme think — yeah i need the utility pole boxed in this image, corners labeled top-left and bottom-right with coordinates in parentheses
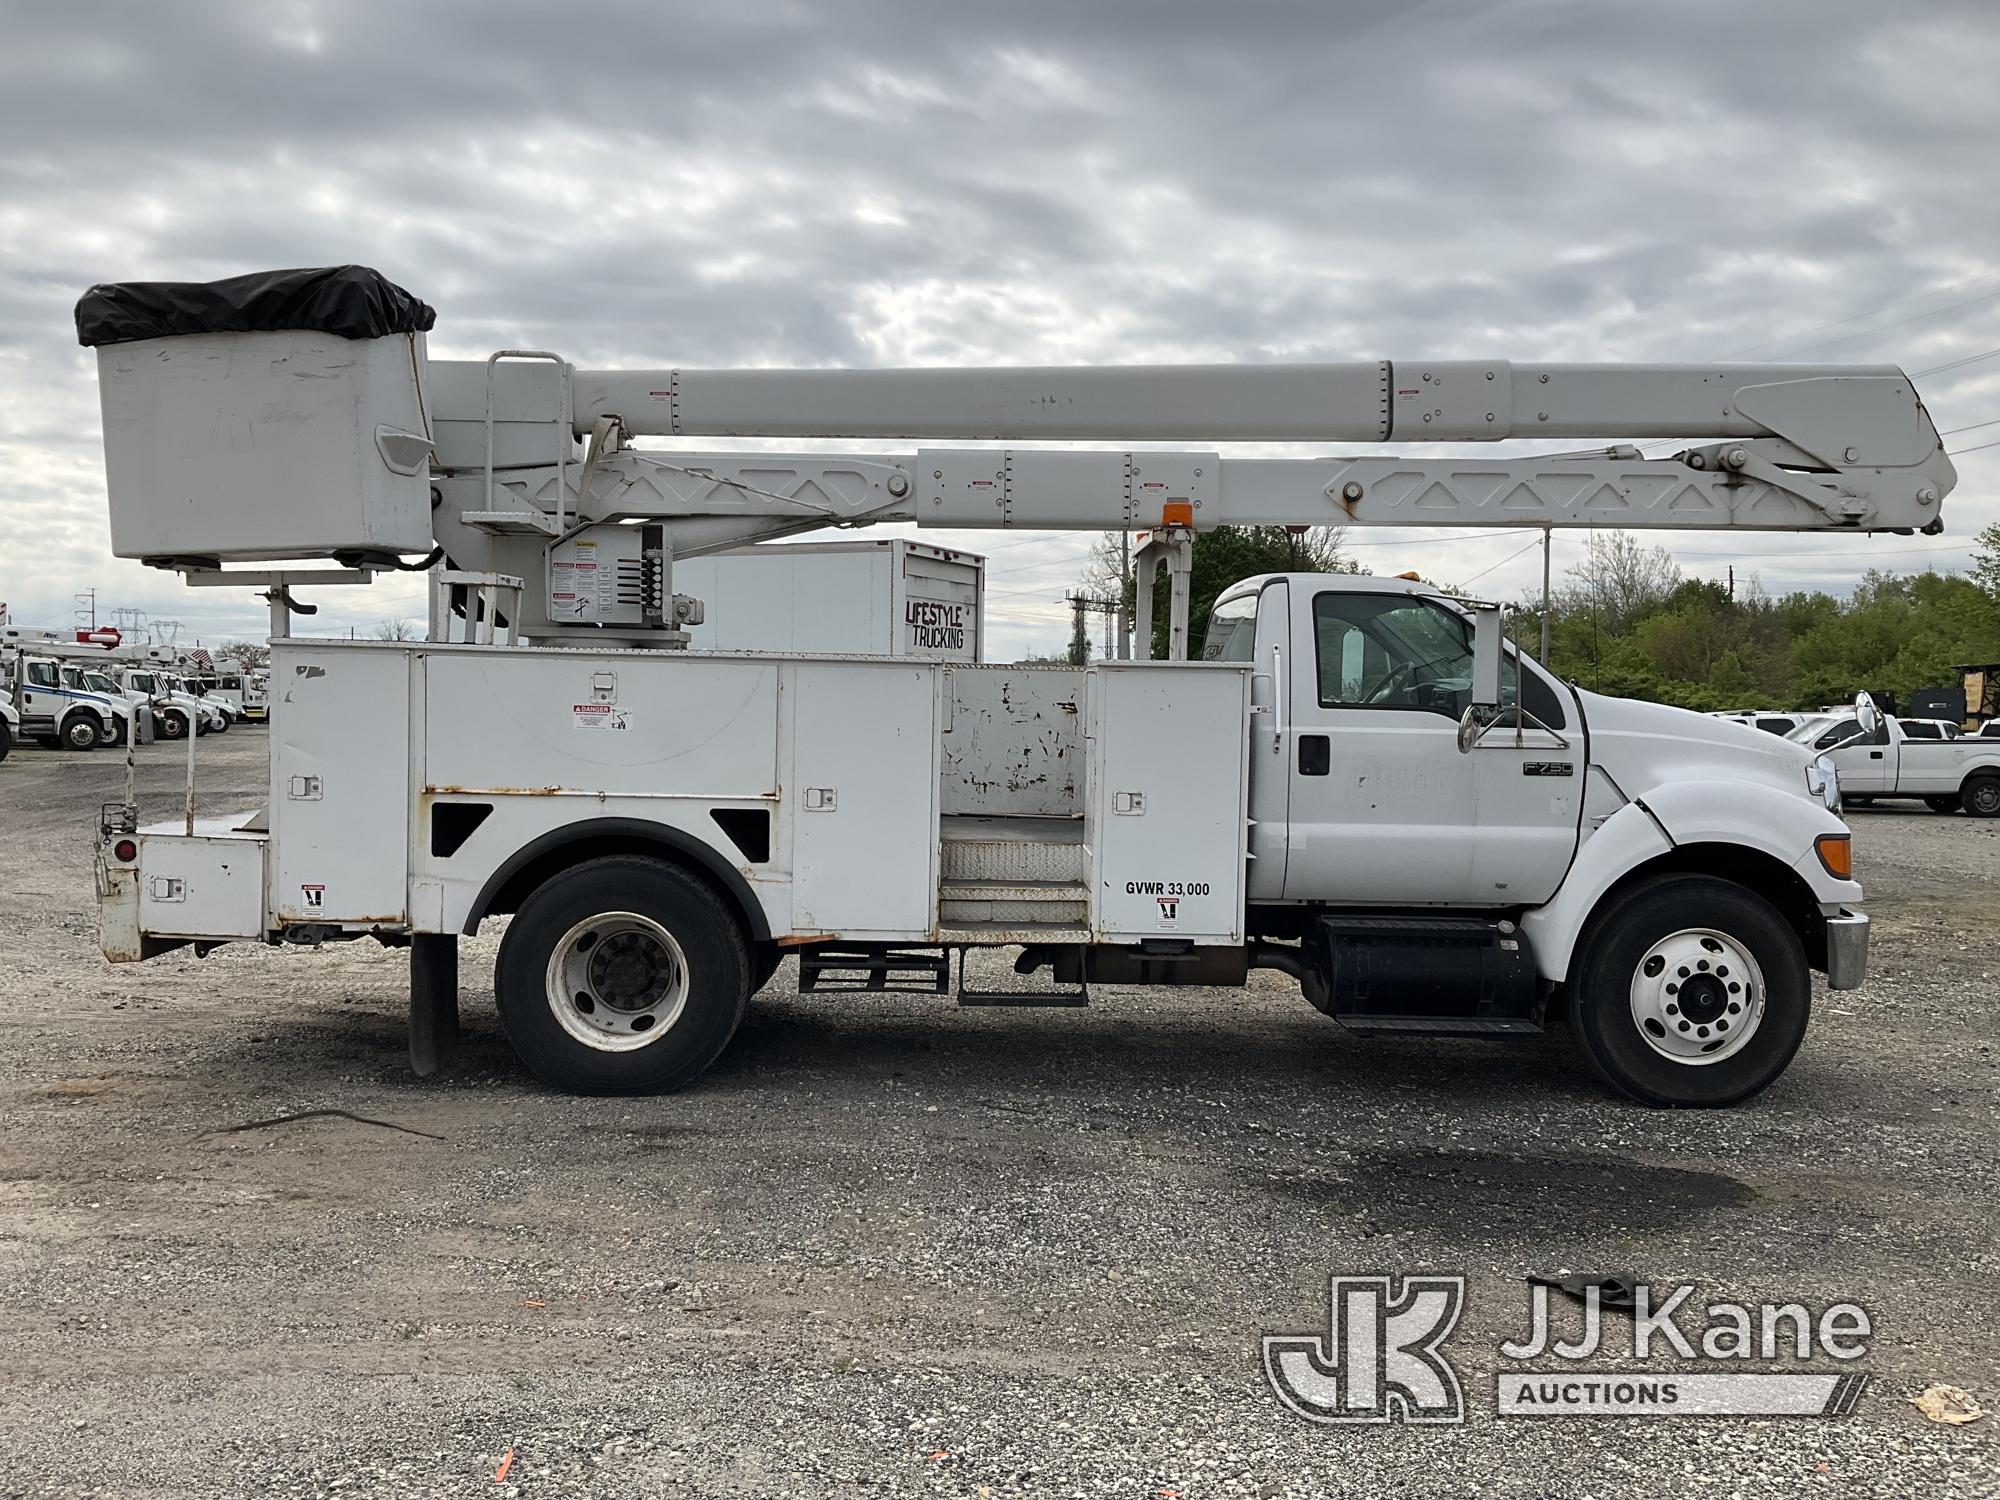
top-left (1116, 531), bottom-right (1131, 660)
top-left (74, 588), bottom-right (97, 630)
top-left (1727, 564), bottom-right (1735, 601)
top-left (1540, 527), bottom-right (1552, 664)
top-left (1068, 594), bottom-right (1088, 667)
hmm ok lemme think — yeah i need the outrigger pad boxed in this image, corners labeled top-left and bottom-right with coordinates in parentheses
top-left (76, 265), bottom-right (435, 347)
top-left (409, 934), bottom-right (461, 1078)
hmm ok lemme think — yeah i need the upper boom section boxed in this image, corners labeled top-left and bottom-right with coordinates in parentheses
top-left (75, 267), bottom-right (1958, 583)
top-left (559, 359), bottom-right (1923, 445)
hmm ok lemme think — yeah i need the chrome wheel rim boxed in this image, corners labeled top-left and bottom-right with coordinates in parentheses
top-left (545, 912), bottom-right (690, 1052)
top-left (1628, 927), bottom-right (1765, 1065)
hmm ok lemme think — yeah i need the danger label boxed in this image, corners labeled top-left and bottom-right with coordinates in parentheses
top-left (572, 702), bottom-right (630, 731)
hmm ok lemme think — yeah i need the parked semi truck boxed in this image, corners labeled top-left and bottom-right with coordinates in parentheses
top-left (74, 267), bottom-right (1959, 1107)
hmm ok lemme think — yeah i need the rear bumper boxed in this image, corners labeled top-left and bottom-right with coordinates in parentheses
top-left (1824, 909), bottom-right (1868, 991)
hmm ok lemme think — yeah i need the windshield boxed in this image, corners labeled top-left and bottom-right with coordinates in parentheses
top-left (130, 672), bottom-right (155, 692)
top-left (1783, 718), bottom-right (1834, 744)
top-left (85, 673), bottom-right (116, 694)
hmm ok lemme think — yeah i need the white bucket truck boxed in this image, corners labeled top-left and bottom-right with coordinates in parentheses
top-left (0, 629), bottom-right (134, 750)
top-left (76, 267), bottom-right (1957, 1106)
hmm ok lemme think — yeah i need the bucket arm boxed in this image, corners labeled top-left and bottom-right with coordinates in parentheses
top-left (431, 357), bottom-right (1953, 545)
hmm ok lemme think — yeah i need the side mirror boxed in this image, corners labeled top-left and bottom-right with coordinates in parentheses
top-left (1854, 691), bottom-right (1883, 738)
top-left (1457, 703), bottom-right (1493, 754)
top-left (1468, 601), bottom-right (1503, 710)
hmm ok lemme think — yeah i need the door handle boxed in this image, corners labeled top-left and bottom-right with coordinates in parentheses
top-left (1298, 734), bottom-right (1330, 776)
top-left (1869, 751), bottom-right (1883, 760)
top-left (1270, 643), bottom-right (1284, 754)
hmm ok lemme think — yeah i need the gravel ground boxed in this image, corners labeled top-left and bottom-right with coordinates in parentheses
top-left (0, 731), bottom-right (1995, 1498)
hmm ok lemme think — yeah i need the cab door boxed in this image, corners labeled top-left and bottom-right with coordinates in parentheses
top-left (1280, 587), bottom-right (1580, 907)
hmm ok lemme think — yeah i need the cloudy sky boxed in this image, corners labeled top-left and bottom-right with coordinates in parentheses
top-left (4, 0), bottom-right (1998, 658)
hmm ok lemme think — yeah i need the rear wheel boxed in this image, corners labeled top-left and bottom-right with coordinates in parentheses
top-left (495, 856), bottom-right (749, 1094)
top-left (1568, 875), bottom-right (1809, 1107)
top-left (61, 715), bottom-right (100, 752)
top-left (1924, 793), bottom-right (1962, 814)
top-left (1962, 775), bottom-right (2000, 818)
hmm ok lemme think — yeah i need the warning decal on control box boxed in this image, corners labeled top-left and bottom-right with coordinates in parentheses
top-left (572, 702), bottom-right (630, 731)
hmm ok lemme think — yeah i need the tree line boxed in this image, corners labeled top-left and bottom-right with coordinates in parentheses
top-left (1069, 524), bottom-right (2000, 713)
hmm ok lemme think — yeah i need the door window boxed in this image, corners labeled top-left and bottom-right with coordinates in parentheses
top-left (1313, 593), bottom-right (1475, 717)
top-left (27, 661), bottom-right (56, 688)
top-left (1814, 719), bottom-right (1860, 750)
top-left (1900, 721), bottom-right (1939, 740)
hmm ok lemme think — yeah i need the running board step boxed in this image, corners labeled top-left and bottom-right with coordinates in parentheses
top-left (798, 946), bottom-right (949, 994)
top-left (956, 950), bottom-right (1087, 1008)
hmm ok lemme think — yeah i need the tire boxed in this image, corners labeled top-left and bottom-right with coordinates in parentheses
top-left (1961, 775), bottom-right (2000, 819)
top-left (1567, 874), bottom-right (1810, 1107)
top-left (61, 715), bottom-right (100, 752)
top-left (211, 713), bottom-right (229, 734)
top-left (156, 710), bottom-right (187, 741)
top-left (1924, 794), bottom-right (1962, 815)
top-left (494, 855), bottom-right (749, 1094)
top-left (194, 716), bottom-right (210, 737)
top-left (0, 720), bottom-right (11, 762)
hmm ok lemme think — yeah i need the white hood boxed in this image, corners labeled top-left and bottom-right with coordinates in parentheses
top-left (1577, 690), bottom-right (1817, 805)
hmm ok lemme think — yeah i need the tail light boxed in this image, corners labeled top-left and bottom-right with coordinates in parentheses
top-left (112, 839), bottom-right (138, 864)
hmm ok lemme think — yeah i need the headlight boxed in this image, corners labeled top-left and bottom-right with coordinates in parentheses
top-left (1806, 754), bottom-right (1841, 812)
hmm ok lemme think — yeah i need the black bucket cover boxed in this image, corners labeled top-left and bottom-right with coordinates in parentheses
top-left (75, 265), bottom-right (435, 347)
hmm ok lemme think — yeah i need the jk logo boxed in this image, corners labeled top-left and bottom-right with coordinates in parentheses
top-left (1263, 1275), bottom-right (1466, 1425)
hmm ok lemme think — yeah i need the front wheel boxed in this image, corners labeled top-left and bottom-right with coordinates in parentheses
top-left (0, 720), bottom-right (11, 762)
top-left (61, 715), bottom-right (101, 752)
top-left (495, 855), bottom-right (749, 1094)
top-left (156, 710), bottom-right (187, 741)
top-left (1567, 875), bottom-right (1810, 1107)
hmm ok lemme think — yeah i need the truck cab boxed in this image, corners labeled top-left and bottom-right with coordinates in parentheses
top-left (1200, 573), bottom-right (1863, 1103)
top-left (3, 652), bottom-right (131, 751)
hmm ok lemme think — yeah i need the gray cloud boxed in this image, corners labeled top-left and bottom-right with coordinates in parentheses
top-left (3, 0), bottom-right (1998, 651)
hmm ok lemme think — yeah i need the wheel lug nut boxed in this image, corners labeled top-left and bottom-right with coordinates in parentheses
top-left (1678, 1020), bottom-right (1690, 1031)
top-left (1727, 1002), bottom-right (1740, 1014)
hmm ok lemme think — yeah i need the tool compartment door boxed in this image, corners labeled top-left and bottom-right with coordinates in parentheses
top-left (787, 661), bottom-right (939, 936)
top-left (1086, 663), bottom-right (1251, 943)
top-left (269, 644), bottom-right (412, 925)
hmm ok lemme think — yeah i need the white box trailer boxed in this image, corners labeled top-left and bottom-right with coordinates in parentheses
top-left (672, 540), bottom-right (982, 660)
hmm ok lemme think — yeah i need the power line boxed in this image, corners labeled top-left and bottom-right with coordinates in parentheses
top-left (1949, 437), bottom-right (2000, 457)
top-left (1728, 287), bottom-right (2000, 363)
top-left (1915, 346), bottom-right (2000, 379)
top-left (1939, 417), bottom-right (2000, 437)
top-left (1718, 270), bottom-right (2000, 361)
top-left (1456, 535), bottom-right (1546, 587)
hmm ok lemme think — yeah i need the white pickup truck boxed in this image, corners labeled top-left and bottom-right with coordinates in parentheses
top-left (1804, 710), bottom-right (2000, 815)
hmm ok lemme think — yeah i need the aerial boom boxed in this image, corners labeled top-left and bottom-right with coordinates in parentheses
top-left (75, 267), bottom-right (1959, 649)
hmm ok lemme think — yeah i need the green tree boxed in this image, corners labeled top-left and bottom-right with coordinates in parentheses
top-left (1081, 526), bottom-right (1362, 659)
